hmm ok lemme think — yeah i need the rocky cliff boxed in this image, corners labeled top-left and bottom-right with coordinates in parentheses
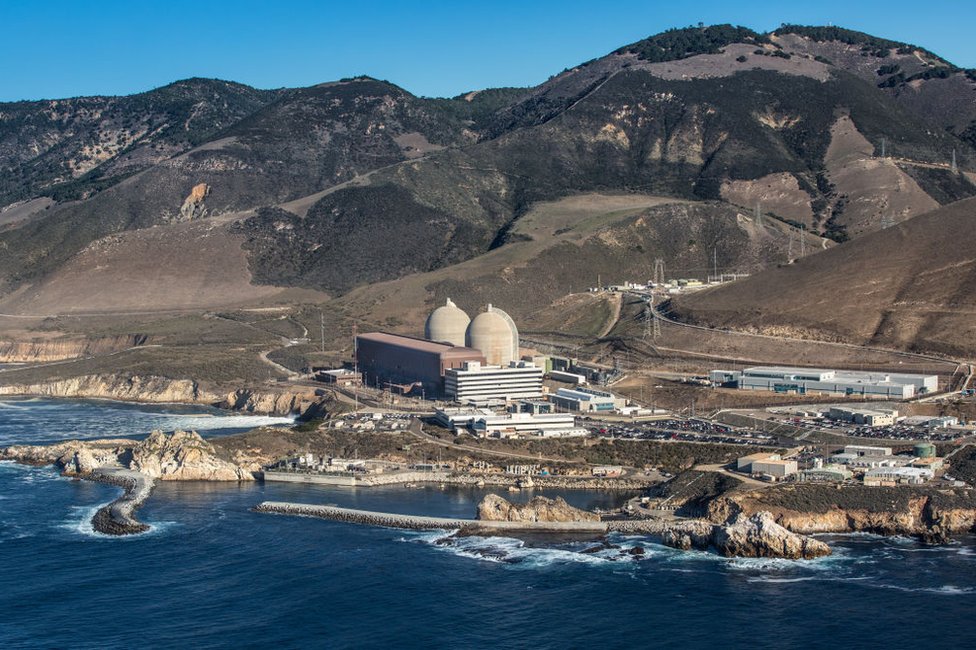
top-left (707, 484), bottom-right (976, 544)
top-left (476, 494), bottom-right (602, 523)
top-left (0, 373), bottom-right (220, 404)
top-left (0, 372), bottom-right (325, 416)
top-left (0, 335), bottom-right (151, 363)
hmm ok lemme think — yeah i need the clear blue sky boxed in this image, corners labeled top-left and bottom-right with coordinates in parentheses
top-left (2, 0), bottom-right (974, 101)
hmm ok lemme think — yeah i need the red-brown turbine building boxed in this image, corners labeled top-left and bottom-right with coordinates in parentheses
top-left (356, 332), bottom-right (486, 395)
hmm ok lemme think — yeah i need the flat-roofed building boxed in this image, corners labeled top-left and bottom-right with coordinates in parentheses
top-left (550, 387), bottom-right (623, 412)
top-left (710, 366), bottom-right (937, 398)
top-left (828, 407), bottom-right (897, 427)
top-left (864, 466), bottom-right (933, 485)
top-left (472, 412), bottom-right (576, 438)
top-left (737, 452), bottom-right (780, 471)
top-left (445, 360), bottom-right (544, 404)
top-left (357, 332), bottom-right (485, 396)
top-left (844, 445), bottom-right (892, 457)
top-left (315, 368), bottom-right (362, 387)
top-left (751, 459), bottom-right (798, 479)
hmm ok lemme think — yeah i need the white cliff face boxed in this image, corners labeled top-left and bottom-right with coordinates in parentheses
top-left (130, 430), bottom-right (252, 481)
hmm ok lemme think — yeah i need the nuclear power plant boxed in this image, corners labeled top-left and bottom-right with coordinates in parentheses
top-left (357, 299), bottom-right (537, 403)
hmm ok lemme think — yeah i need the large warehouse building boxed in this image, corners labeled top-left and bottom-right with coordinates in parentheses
top-left (710, 366), bottom-right (938, 399)
top-left (356, 332), bottom-right (485, 395)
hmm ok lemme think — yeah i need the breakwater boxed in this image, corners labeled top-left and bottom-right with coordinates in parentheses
top-left (254, 501), bottom-right (610, 533)
top-left (85, 468), bottom-right (156, 535)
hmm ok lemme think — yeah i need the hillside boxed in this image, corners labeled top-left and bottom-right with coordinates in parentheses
top-left (669, 196), bottom-right (976, 357)
top-left (0, 23), bottom-right (974, 315)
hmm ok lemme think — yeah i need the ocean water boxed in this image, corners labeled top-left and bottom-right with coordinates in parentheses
top-left (1, 400), bottom-right (975, 649)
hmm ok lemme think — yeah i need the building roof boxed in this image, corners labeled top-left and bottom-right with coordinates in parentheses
top-left (358, 331), bottom-right (482, 358)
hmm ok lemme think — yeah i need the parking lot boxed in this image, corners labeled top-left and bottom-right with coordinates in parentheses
top-left (588, 418), bottom-right (775, 447)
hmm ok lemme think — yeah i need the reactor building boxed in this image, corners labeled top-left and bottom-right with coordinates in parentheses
top-left (357, 299), bottom-right (536, 401)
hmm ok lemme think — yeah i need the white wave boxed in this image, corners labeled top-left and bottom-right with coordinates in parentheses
top-left (874, 583), bottom-right (976, 596)
top-left (404, 531), bottom-right (641, 568)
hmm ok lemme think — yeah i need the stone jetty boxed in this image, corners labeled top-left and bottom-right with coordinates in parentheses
top-left (86, 468), bottom-right (156, 535)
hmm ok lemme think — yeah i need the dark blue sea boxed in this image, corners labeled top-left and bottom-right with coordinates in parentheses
top-left (1, 398), bottom-right (975, 649)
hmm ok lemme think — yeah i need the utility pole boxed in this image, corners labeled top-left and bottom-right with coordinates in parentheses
top-left (320, 311), bottom-right (325, 353)
top-left (952, 149), bottom-right (958, 174)
top-left (880, 137), bottom-right (887, 159)
top-left (713, 247), bottom-right (719, 280)
top-left (788, 227), bottom-right (795, 261)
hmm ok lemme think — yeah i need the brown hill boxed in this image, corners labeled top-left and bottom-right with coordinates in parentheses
top-left (669, 196), bottom-right (976, 357)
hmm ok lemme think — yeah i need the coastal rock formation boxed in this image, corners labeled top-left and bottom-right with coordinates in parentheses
top-left (0, 335), bottom-right (151, 363)
top-left (707, 485), bottom-right (976, 543)
top-left (476, 494), bottom-right (601, 523)
top-left (662, 511), bottom-right (831, 559)
top-left (0, 373), bottom-right (220, 405)
top-left (130, 430), bottom-right (252, 481)
top-left (1, 430), bottom-right (252, 481)
top-left (220, 387), bottom-right (321, 416)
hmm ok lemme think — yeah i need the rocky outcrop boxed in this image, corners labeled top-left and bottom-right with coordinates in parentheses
top-left (220, 387), bottom-right (321, 416)
top-left (0, 373), bottom-right (220, 405)
top-left (130, 430), bottom-right (252, 481)
top-left (178, 182), bottom-right (210, 221)
top-left (1, 430), bottom-right (252, 481)
top-left (476, 494), bottom-right (601, 523)
top-left (662, 511), bottom-right (831, 559)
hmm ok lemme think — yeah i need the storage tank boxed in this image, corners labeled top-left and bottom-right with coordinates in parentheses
top-left (466, 304), bottom-right (517, 366)
top-left (914, 442), bottom-right (936, 458)
top-left (424, 298), bottom-right (470, 347)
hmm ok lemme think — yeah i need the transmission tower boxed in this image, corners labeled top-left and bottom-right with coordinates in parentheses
top-left (712, 247), bottom-right (719, 280)
top-left (754, 202), bottom-right (763, 228)
top-left (880, 137), bottom-right (887, 159)
top-left (788, 228), bottom-right (795, 261)
top-left (799, 228), bottom-right (806, 257)
top-left (653, 259), bottom-right (666, 286)
top-left (653, 313), bottom-right (662, 340)
top-left (952, 149), bottom-right (958, 174)
top-left (880, 214), bottom-right (894, 229)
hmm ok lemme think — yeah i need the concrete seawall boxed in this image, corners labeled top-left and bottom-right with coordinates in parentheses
top-left (254, 501), bottom-right (610, 533)
top-left (264, 470), bottom-right (655, 490)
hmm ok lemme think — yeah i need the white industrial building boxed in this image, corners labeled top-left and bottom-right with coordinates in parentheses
top-left (751, 459), bottom-right (798, 480)
top-left (737, 452), bottom-right (780, 471)
top-left (549, 387), bottom-right (623, 413)
top-left (472, 412), bottom-right (578, 438)
top-left (864, 467), bottom-right (933, 485)
top-left (828, 407), bottom-right (898, 427)
top-left (445, 360), bottom-right (544, 404)
top-left (710, 366), bottom-right (938, 398)
top-left (433, 407), bottom-right (496, 432)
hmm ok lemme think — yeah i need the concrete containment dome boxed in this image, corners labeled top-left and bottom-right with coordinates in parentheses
top-left (466, 304), bottom-right (518, 366)
top-left (424, 298), bottom-right (470, 347)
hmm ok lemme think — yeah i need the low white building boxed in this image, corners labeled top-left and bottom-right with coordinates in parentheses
top-left (445, 360), bottom-right (544, 404)
top-left (549, 387), bottom-right (623, 413)
top-left (710, 366), bottom-right (937, 398)
top-left (844, 445), bottom-right (893, 457)
top-left (828, 407), bottom-right (898, 427)
top-left (472, 412), bottom-right (577, 438)
top-left (751, 459), bottom-right (798, 479)
top-left (737, 452), bottom-right (780, 471)
top-left (433, 407), bottom-right (495, 432)
top-left (864, 467), bottom-right (933, 485)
